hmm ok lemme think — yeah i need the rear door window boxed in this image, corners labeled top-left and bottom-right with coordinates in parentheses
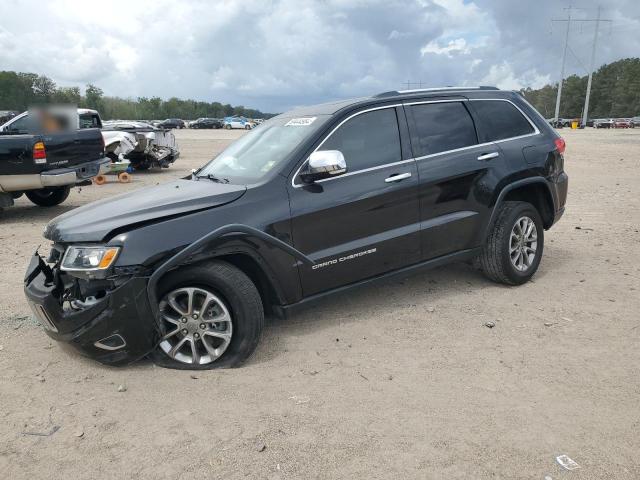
top-left (470, 100), bottom-right (535, 142)
top-left (321, 108), bottom-right (401, 172)
top-left (407, 102), bottom-right (477, 157)
top-left (5, 115), bottom-right (30, 133)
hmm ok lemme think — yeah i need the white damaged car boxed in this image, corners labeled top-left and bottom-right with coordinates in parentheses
top-left (102, 120), bottom-right (180, 170)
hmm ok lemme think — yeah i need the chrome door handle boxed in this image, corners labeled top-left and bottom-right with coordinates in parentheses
top-left (477, 152), bottom-right (499, 161)
top-left (385, 172), bottom-right (412, 183)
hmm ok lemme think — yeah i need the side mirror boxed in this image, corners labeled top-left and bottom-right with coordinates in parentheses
top-left (300, 150), bottom-right (347, 183)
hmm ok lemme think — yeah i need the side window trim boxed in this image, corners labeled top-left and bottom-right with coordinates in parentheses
top-left (290, 97), bottom-right (541, 187)
top-left (396, 105), bottom-right (413, 161)
top-left (291, 104), bottom-right (402, 188)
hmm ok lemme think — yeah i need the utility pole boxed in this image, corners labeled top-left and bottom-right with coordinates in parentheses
top-left (552, 6), bottom-right (612, 126)
top-left (582, 6), bottom-right (601, 127)
top-left (553, 6), bottom-right (573, 124)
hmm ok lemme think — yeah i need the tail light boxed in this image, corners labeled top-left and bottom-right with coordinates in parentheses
top-left (33, 141), bottom-right (47, 164)
top-left (554, 137), bottom-right (566, 154)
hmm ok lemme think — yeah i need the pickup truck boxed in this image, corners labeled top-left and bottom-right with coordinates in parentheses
top-left (0, 109), bottom-right (109, 209)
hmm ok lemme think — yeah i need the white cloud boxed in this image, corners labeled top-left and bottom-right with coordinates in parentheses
top-left (479, 62), bottom-right (552, 90)
top-left (421, 38), bottom-right (470, 57)
top-left (0, 0), bottom-right (638, 111)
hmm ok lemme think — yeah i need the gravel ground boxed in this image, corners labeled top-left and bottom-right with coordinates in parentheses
top-left (1, 128), bottom-right (639, 479)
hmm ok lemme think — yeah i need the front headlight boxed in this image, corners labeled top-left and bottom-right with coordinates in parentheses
top-left (61, 246), bottom-right (120, 271)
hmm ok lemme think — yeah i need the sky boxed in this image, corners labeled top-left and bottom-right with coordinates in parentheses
top-left (0, 0), bottom-right (638, 112)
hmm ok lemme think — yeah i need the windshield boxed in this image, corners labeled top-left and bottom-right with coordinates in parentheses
top-left (197, 114), bottom-right (329, 183)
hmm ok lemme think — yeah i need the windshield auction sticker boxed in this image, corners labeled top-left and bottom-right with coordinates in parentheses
top-left (285, 117), bottom-right (316, 126)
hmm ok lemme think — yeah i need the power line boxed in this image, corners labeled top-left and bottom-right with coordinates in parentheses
top-left (403, 81), bottom-right (425, 89)
top-left (551, 5), bottom-right (612, 123)
top-left (566, 44), bottom-right (590, 75)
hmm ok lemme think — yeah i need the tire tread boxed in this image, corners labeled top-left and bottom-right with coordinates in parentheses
top-left (479, 201), bottom-right (538, 286)
top-left (151, 260), bottom-right (264, 369)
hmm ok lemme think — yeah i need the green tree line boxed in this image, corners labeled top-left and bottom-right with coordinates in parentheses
top-left (520, 58), bottom-right (640, 119)
top-left (0, 71), bottom-right (275, 120)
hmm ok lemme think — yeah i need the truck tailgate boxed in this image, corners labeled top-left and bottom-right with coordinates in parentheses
top-left (41, 128), bottom-right (104, 170)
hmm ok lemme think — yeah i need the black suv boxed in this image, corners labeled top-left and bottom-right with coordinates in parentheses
top-left (190, 118), bottom-right (223, 129)
top-left (157, 118), bottom-right (185, 129)
top-left (24, 87), bottom-right (568, 369)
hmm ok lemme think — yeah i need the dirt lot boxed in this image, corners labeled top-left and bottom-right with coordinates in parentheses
top-left (1, 128), bottom-right (639, 479)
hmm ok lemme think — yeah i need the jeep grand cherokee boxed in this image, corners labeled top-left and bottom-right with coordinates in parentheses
top-left (24, 86), bottom-right (568, 369)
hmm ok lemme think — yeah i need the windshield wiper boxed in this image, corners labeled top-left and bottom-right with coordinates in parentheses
top-left (198, 173), bottom-right (229, 184)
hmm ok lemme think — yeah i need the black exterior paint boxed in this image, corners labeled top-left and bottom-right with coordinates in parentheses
top-left (24, 88), bottom-right (568, 365)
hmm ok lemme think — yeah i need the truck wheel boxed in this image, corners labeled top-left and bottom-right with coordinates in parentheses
top-left (150, 260), bottom-right (264, 370)
top-left (25, 186), bottom-right (71, 207)
top-left (477, 201), bottom-right (544, 285)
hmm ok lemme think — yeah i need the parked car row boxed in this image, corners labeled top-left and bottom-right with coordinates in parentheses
top-left (148, 117), bottom-right (266, 130)
top-left (594, 118), bottom-right (637, 128)
top-left (546, 117), bottom-right (639, 129)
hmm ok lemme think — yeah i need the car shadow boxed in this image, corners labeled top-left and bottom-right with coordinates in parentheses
top-left (11, 244), bottom-right (570, 372)
top-left (248, 261), bottom-right (486, 365)
top-left (249, 243), bottom-right (569, 366)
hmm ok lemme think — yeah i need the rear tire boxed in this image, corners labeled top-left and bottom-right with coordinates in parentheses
top-left (25, 186), bottom-right (71, 207)
top-left (150, 260), bottom-right (264, 370)
top-left (477, 201), bottom-right (544, 285)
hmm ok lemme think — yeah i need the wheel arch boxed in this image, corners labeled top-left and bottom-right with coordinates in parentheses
top-left (146, 224), bottom-right (313, 331)
top-left (214, 252), bottom-right (283, 314)
top-left (485, 178), bottom-right (555, 240)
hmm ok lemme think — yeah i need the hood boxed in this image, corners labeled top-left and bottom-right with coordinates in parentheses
top-left (45, 179), bottom-right (247, 242)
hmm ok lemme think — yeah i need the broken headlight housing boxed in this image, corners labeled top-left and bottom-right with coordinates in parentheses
top-left (61, 246), bottom-right (120, 272)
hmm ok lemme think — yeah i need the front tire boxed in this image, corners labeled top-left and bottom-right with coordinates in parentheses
top-left (477, 201), bottom-right (544, 285)
top-left (150, 261), bottom-right (264, 369)
top-left (25, 186), bottom-right (71, 207)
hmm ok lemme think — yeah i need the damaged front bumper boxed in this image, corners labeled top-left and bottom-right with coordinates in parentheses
top-left (23, 253), bottom-right (159, 366)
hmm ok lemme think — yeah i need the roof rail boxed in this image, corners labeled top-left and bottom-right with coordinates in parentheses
top-left (373, 86), bottom-right (499, 98)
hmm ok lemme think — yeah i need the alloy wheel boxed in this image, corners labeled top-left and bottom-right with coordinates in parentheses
top-left (509, 216), bottom-right (538, 272)
top-left (158, 287), bottom-right (233, 365)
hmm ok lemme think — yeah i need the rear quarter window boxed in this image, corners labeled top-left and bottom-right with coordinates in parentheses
top-left (471, 100), bottom-right (535, 142)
